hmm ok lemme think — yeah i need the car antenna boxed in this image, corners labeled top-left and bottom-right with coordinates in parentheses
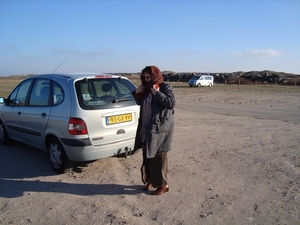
top-left (52, 58), bottom-right (68, 73)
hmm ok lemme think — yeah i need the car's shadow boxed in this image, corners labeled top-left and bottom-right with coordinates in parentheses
top-left (0, 179), bottom-right (142, 198)
top-left (0, 141), bottom-right (142, 198)
top-left (0, 141), bottom-right (55, 179)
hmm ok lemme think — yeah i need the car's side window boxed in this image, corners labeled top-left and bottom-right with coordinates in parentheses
top-left (8, 79), bottom-right (33, 106)
top-left (29, 79), bottom-right (50, 106)
top-left (52, 81), bottom-right (64, 105)
top-left (8, 88), bottom-right (19, 105)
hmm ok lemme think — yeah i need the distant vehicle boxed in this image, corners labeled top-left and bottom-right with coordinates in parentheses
top-left (188, 75), bottom-right (214, 87)
top-left (0, 73), bottom-right (140, 174)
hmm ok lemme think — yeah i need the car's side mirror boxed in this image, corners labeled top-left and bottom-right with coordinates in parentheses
top-left (0, 97), bottom-right (5, 104)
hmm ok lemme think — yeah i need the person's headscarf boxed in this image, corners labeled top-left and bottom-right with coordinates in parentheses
top-left (141, 66), bottom-right (164, 91)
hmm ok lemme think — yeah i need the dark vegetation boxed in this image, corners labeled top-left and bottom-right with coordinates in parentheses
top-left (118, 70), bottom-right (300, 86)
top-left (1, 70), bottom-right (300, 86)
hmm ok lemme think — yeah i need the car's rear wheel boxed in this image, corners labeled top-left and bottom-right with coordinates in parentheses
top-left (0, 121), bottom-right (11, 146)
top-left (47, 137), bottom-right (73, 174)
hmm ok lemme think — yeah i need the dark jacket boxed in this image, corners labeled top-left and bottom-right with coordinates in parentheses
top-left (132, 82), bottom-right (175, 158)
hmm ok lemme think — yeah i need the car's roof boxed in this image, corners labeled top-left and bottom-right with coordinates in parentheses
top-left (26, 73), bottom-right (129, 80)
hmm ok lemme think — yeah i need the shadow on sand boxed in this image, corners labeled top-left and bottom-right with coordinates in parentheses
top-left (0, 141), bottom-right (142, 198)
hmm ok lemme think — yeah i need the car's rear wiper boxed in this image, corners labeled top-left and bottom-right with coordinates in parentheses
top-left (112, 98), bottom-right (132, 103)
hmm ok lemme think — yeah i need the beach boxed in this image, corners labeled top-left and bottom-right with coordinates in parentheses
top-left (1, 84), bottom-right (299, 224)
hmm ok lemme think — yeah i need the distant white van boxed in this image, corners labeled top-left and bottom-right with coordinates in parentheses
top-left (188, 75), bottom-right (214, 87)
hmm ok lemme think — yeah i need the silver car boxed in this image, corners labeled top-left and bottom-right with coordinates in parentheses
top-left (0, 74), bottom-right (140, 173)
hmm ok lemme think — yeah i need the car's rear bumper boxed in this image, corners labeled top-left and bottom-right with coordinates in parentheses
top-left (62, 137), bottom-right (135, 161)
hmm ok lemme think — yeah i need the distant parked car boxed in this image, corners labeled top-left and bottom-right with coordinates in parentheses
top-left (0, 73), bottom-right (140, 173)
top-left (188, 75), bottom-right (214, 87)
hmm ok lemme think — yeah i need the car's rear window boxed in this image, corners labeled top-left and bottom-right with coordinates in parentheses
top-left (75, 78), bottom-right (136, 110)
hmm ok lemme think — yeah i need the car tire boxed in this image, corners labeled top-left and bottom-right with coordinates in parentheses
top-left (0, 121), bottom-right (11, 146)
top-left (47, 137), bottom-right (73, 174)
top-left (197, 83), bottom-right (201, 87)
top-left (209, 83), bottom-right (212, 87)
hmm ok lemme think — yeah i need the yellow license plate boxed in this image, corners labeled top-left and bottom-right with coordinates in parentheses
top-left (106, 113), bottom-right (132, 125)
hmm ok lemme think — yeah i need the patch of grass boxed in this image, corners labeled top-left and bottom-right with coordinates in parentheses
top-left (0, 77), bottom-right (24, 97)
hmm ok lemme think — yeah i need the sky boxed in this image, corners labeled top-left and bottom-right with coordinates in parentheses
top-left (0, 0), bottom-right (299, 76)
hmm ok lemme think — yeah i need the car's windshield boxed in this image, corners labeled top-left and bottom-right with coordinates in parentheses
top-left (75, 78), bottom-right (136, 110)
top-left (191, 76), bottom-right (200, 80)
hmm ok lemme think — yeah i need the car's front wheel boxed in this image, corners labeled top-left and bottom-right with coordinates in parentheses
top-left (0, 121), bottom-right (11, 146)
top-left (47, 137), bottom-right (73, 174)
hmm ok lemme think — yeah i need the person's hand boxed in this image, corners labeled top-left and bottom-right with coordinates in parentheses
top-left (135, 85), bottom-right (145, 94)
top-left (151, 84), bottom-right (159, 95)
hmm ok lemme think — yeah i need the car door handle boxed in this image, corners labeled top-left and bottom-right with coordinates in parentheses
top-left (17, 111), bottom-right (22, 116)
top-left (41, 113), bottom-right (47, 118)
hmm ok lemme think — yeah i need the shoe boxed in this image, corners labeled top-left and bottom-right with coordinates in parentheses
top-left (142, 183), bottom-right (152, 191)
top-left (152, 185), bottom-right (169, 195)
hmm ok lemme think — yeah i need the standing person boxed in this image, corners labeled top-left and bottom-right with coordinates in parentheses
top-left (132, 65), bottom-right (175, 195)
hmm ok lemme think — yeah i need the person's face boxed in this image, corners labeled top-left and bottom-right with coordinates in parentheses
top-left (144, 73), bottom-right (152, 82)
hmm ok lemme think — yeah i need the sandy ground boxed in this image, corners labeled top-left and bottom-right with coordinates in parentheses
top-left (1, 86), bottom-right (300, 225)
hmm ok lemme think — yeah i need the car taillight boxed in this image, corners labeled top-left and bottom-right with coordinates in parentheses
top-left (95, 75), bottom-right (112, 78)
top-left (68, 118), bottom-right (88, 135)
